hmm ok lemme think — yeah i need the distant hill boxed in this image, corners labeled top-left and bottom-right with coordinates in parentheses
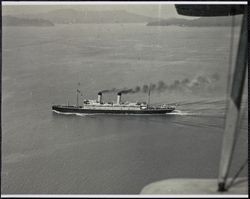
top-left (15, 9), bottom-right (159, 24)
top-left (147, 15), bottom-right (243, 27)
top-left (2, 16), bottom-right (55, 27)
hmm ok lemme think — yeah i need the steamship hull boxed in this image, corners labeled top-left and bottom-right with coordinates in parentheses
top-left (52, 105), bottom-right (175, 115)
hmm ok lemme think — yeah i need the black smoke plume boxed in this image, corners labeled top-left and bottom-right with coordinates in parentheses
top-left (100, 88), bottom-right (118, 93)
top-left (99, 73), bottom-right (220, 95)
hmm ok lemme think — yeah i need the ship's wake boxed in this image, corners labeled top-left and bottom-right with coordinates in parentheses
top-left (165, 110), bottom-right (196, 116)
top-left (52, 110), bottom-right (90, 116)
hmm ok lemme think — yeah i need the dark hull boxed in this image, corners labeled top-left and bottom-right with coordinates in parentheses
top-left (52, 105), bottom-right (175, 114)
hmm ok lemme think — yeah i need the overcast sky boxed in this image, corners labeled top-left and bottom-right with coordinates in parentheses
top-left (2, 4), bottom-right (196, 19)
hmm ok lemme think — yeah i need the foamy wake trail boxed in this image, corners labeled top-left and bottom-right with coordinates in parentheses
top-left (53, 110), bottom-right (90, 116)
top-left (166, 110), bottom-right (196, 116)
top-left (76, 113), bottom-right (89, 116)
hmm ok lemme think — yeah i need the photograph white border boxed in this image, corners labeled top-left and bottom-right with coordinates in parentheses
top-left (1, 1), bottom-right (248, 198)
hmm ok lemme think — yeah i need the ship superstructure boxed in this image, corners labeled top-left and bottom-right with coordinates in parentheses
top-left (52, 90), bottom-right (175, 114)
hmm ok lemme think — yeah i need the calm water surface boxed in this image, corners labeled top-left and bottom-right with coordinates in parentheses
top-left (2, 23), bottom-right (248, 194)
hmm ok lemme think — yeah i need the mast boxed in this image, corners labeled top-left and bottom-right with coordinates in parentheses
top-left (147, 84), bottom-right (151, 107)
top-left (76, 82), bottom-right (80, 107)
top-left (218, 8), bottom-right (247, 192)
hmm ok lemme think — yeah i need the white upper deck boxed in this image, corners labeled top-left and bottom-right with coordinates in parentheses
top-left (82, 99), bottom-right (148, 110)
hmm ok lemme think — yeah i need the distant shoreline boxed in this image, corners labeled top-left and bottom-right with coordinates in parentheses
top-left (3, 12), bottom-right (242, 27)
top-left (3, 8), bottom-right (243, 27)
top-left (2, 16), bottom-right (55, 27)
top-left (147, 16), bottom-right (242, 27)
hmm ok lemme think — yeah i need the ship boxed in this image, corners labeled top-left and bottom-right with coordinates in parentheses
top-left (52, 88), bottom-right (176, 115)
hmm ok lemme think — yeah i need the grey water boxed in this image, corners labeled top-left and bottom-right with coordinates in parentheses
top-left (2, 23), bottom-right (248, 194)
